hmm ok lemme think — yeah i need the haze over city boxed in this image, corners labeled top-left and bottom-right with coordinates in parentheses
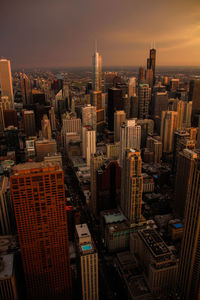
top-left (1, 0), bottom-right (200, 68)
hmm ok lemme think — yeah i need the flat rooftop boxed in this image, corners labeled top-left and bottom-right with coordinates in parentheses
top-left (0, 254), bottom-right (14, 280)
top-left (76, 224), bottom-right (91, 239)
top-left (103, 211), bottom-right (126, 224)
top-left (139, 229), bottom-right (170, 258)
top-left (116, 251), bottom-right (151, 298)
top-left (12, 161), bottom-right (61, 175)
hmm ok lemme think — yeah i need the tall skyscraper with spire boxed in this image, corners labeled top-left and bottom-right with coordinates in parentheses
top-left (92, 45), bottom-right (102, 92)
top-left (147, 46), bottom-right (156, 85)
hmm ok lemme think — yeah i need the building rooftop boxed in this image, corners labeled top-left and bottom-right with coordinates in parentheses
top-left (12, 161), bottom-right (61, 175)
top-left (103, 211), bottom-right (126, 225)
top-left (116, 251), bottom-right (151, 298)
top-left (76, 224), bottom-right (91, 240)
top-left (139, 229), bottom-right (171, 258)
top-left (0, 254), bottom-right (14, 280)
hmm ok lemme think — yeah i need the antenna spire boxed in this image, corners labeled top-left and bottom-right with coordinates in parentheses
top-left (95, 40), bottom-right (97, 52)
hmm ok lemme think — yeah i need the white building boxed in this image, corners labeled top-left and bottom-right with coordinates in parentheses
top-left (82, 104), bottom-right (96, 130)
top-left (82, 127), bottom-right (96, 166)
top-left (120, 119), bottom-right (141, 167)
top-left (114, 110), bottom-right (126, 142)
top-left (76, 224), bottom-right (98, 300)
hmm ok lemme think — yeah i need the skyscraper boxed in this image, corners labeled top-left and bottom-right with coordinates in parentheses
top-left (176, 100), bottom-right (185, 130)
top-left (23, 110), bottom-right (36, 137)
top-left (121, 149), bottom-right (143, 224)
top-left (138, 84), bottom-right (151, 119)
top-left (90, 91), bottom-right (104, 130)
top-left (82, 104), bottom-right (96, 130)
top-left (183, 101), bottom-right (192, 128)
top-left (75, 224), bottom-right (98, 300)
top-left (108, 88), bottom-right (123, 131)
top-left (21, 73), bottom-right (31, 105)
top-left (49, 107), bottom-right (56, 131)
top-left (160, 111), bottom-right (178, 154)
top-left (96, 160), bottom-right (120, 213)
top-left (174, 149), bottom-right (197, 218)
top-left (114, 110), bottom-right (126, 142)
top-left (41, 114), bottom-right (52, 140)
top-left (10, 162), bottom-right (72, 300)
top-left (120, 119), bottom-right (141, 167)
top-left (90, 153), bottom-right (106, 216)
top-left (0, 254), bottom-right (19, 300)
top-left (82, 126), bottom-right (96, 166)
top-left (177, 154), bottom-right (200, 299)
top-left (190, 79), bottom-right (200, 126)
top-left (151, 91), bottom-right (168, 119)
top-left (138, 67), bottom-right (145, 84)
top-left (128, 77), bottom-right (136, 97)
top-left (0, 59), bottom-right (14, 105)
top-left (147, 48), bottom-right (156, 85)
top-left (92, 50), bottom-right (102, 92)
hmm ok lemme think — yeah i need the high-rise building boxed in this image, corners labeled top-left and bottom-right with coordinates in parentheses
top-left (23, 110), bottom-right (36, 137)
top-left (130, 96), bottom-right (139, 118)
top-left (106, 142), bottom-right (120, 160)
top-left (172, 130), bottom-right (190, 172)
top-left (35, 139), bottom-right (57, 161)
top-left (151, 91), bottom-right (168, 119)
top-left (103, 72), bottom-right (117, 92)
top-left (176, 100), bottom-right (185, 130)
top-left (177, 154), bottom-right (200, 299)
top-left (75, 224), bottom-right (98, 300)
top-left (189, 79), bottom-right (200, 126)
top-left (183, 101), bottom-right (192, 128)
top-left (137, 119), bottom-right (154, 148)
top-left (131, 229), bottom-right (178, 297)
top-left (10, 162), bottom-right (72, 299)
top-left (114, 110), bottom-right (126, 142)
top-left (170, 78), bottom-right (179, 91)
top-left (145, 69), bottom-right (153, 87)
top-left (0, 59), bottom-right (14, 105)
top-left (147, 48), bottom-right (156, 85)
top-left (96, 160), bottom-right (120, 213)
top-left (41, 114), bottom-right (52, 140)
top-left (21, 73), bottom-right (31, 105)
top-left (138, 67), bottom-right (145, 84)
top-left (90, 154), bottom-right (106, 216)
top-left (121, 149), bottom-right (143, 224)
top-left (82, 104), bottom-right (96, 130)
top-left (82, 127), bottom-right (96, 166)
top-left (138, 84), bottom-right (151, 119)
top-left (160, 111), bottom-right (178, 153)
top-left (49, 107), bottom-right (56, 131)
top-left (62, 113), bottom-right (81, 135)
top-left (174, 149), bottom-right (197, 218)
top-left (0, 176), bottom-right (15, 235)
top-left (3, 110), bottom-right (18, 128)
top-left (107, 88), bottom-right (123, 130)
top-left (0, 96), bottom-right (12, 110)
top-left (92, 50), bottom-right (102, 92)
top-left (119, 119), bottom-right (141, 167)
top-left (128, 77), bottom-right (136, 97)
top-left (146, 136), bottom-right (162, 163)
top-left (0, 254), bottom-right (19, 300)
top-left (90, 91), bottom-right (104, 130)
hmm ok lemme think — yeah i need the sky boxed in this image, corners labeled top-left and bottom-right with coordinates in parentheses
top-left (1, 0), bottom-right (200, 68)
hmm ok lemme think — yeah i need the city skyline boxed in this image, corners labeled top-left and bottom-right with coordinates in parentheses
top-left (1, 0), bottom-right (200, 68)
